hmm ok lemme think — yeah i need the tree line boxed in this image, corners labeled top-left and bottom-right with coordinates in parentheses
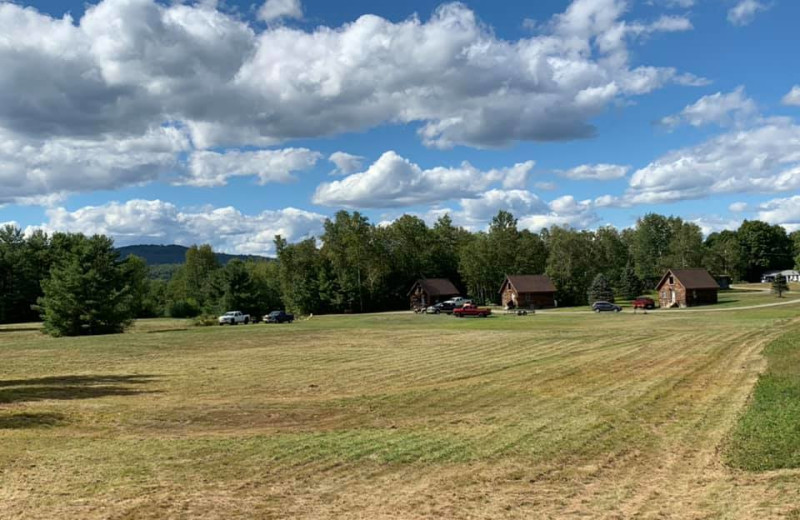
top-left (1, 212), bottom-right (798, 335)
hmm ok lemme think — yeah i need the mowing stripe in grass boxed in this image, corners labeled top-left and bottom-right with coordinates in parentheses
top-left (726, 321), bottom-right (800, 471)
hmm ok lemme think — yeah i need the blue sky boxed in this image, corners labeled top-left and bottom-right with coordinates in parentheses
top-left (0, 0), bottom-right (798, 254)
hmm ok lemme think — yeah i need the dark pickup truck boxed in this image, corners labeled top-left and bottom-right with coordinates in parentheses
top-left (264, 310), bottom-right (294, 323)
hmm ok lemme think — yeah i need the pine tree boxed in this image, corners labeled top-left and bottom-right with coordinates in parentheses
top-left (38, 235), bottom-right (134, 337)
top-left (771, 274), bottom-right (789, 298)
top-left (222, 260), bottom-right (259, 317)
top-left (587, 273), bottom-right (615, 304)
top-left (619, 262), bottom-right (644, 300)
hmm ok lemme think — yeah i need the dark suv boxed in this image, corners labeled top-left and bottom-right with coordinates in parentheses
top-left (426, 302), bottom-right (456, 314)
top-left (592, 301), bottom-right (622, 313)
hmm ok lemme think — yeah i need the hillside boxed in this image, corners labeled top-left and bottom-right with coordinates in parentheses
top-left (117, 244), bottom-right (272, 265)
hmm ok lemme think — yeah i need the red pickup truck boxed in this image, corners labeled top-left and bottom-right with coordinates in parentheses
top-left (453, 303), bottom-right (491, 318)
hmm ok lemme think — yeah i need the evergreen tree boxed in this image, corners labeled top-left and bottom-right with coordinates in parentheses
top-left (618, 261), bottom-right (644, 299)
top-left (122, 255), bottom-right (152, 318)
top-left (221, 260), bottom-right (259, 316)
top-left (587, 273), bottom-right (615, 304)
top-left (38, 235), bottom-right (134, 336)
top-left (771, 274), bottom-right (789, 298)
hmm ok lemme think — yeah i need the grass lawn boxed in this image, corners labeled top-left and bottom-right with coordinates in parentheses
top-left (2, 307), bottom-right (800, 518)
top-left (727, 326), bottom-right (800, 471)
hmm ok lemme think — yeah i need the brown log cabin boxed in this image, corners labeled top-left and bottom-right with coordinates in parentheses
top-left (655, 268), bottom-right (719, 308)
top-left (499, 275), bottom-right (557, 309)
top-left (408, 279), bottom-right (460, 309)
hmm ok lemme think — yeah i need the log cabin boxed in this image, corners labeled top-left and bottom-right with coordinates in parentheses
top-left (499, 275), bottom-right (557, 309)
top-left (407, 279), bottom-right (460, 309)
top-left (655, 268), bottom-right (719, 308)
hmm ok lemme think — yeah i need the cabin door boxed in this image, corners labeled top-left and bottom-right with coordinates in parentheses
top-left (670, 289), bottom-right (676, 304)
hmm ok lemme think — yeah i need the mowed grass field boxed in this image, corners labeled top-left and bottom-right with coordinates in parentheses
top-left (2, 302), bottom-right (800, 519)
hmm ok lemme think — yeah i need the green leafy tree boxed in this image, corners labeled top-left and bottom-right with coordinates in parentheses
top-left (514, 230), bottom-right (549, 276)
top-left (275, 236), bottom-right (324, 315)
top-left (587, 273), bottom-right (615, 304)
top-left (184, 244), bottom-right (222, 311)
top-left (321, 211), bottom-right (375, 312)
top-left (666, 220), bottom-right (704, 268)
top-left (632, 213), bottom-right (674, 284)
top-left (248, 260), bottom-right (283, 313)
top-left (430, 214), bottom-right (469, 286)
top-left (593, 226), bottom-right (630, 287)
top-left (703, 230), bottom-right (742, 280)
top-left (38, 234), bottom-right (134, 337)
top-left (771, 274), bottom-right (789, 298)
top-left (545, 227), bottom-right (597, 306)
top-left (738, 220), bottom-right (793, 282)
top-left (458, 232), bottom-right (495, 304)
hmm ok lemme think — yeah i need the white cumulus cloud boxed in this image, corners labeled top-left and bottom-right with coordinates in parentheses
top-left (757, 196), bottom-right (800, 232)
top-left (0, 0), bottom-right (706, 203)
top-left (623, 119), bottom-right (800, 205)
top-left (328, 151), bottom-right (365, 176)
top-left (660, 87), bottom-right (757, 128)
top-left (257, 0), bottom-right (303, 22)
top-left (180, 148), bottom-right (321, 187)
top-left (37, 200), bottom-right (326, 255)
top-left (727, 0), bottom-right (769, 27)
top-left (782, 86), bottom-right (800, 107)
top-left (312, 151), bottom-right (535, 208)
top-left (557, 163), bottom-right (630, 180)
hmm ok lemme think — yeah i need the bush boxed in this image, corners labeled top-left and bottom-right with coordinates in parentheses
top-left (168, 299), bottom-right (201, 318)
top-left (191, 314), bottom-right (219, 327)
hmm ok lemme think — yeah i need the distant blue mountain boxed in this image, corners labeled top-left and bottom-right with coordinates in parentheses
top-left (116, 244), bottom-right (272, 265)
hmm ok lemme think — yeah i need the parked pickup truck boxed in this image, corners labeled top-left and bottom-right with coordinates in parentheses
top-left (218, 311), bottom-right (250, 325)
top-left (264, 310), bottom-right (294, 324)
top-left (632, 297), bottom-right (656, 310)
top-left (453, 303), bottom-right (491, 318)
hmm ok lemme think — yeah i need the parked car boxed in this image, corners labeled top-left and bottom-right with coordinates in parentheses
top-left (592, 301), bottom-right (622, 313)
top-left (425, 302), bottom-right (457, 314)
top-left (633, 297), bottom-right (656, 310)
top-left (264, 310), bottom-right (294, 323)
top-left (444, 297), bottom-right (469, 308)
top-left (218, 311), bottom-right (250, 325)
top-left (453, 303), bottom-right (491, 318)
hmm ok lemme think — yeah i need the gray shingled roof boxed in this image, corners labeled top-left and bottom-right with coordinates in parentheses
top-left (500, 275), bottom-right (557, 294)
top-left (657, 269), bottom-right (720, 290)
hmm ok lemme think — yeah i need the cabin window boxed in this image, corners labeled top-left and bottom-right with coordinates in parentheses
top-left (668, 276), bottom-right (674, 285)
top-left (661, 291), bottom-right (666, 299)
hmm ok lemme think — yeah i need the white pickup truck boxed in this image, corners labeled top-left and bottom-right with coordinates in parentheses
top-left (218, 311), bottom-right (250, 325)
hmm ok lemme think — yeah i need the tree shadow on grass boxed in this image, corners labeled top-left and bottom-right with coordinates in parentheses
top-left (0, 412), bottom-right (66, 429)
top-left (0, 375), bottom-right (160, 404)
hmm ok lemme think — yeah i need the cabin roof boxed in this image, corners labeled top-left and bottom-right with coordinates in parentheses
top-left (656, 268), bottom-right (720, 290)
top-left (500, 275), bottom-right (557, 294)
top-left (408, 278), bottom-right (459, 297)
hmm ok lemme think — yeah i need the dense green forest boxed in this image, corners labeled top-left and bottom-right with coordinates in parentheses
top-left (1, 211), bottom-right (798, 334)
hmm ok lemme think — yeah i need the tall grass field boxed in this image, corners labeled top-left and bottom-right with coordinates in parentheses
top-left (2, 299), bottom-right (800, 518)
